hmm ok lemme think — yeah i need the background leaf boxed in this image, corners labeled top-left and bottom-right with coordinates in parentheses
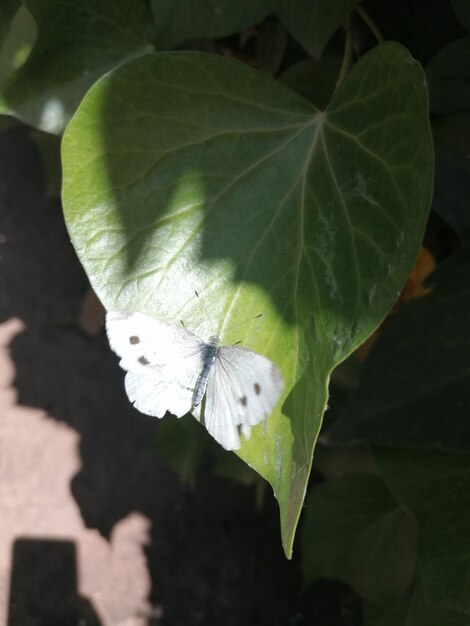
top-left (453, 0), bottom-right (470, 32)
top-left (62, 43), bottom-right (433, 555)
top-left (301, 474), bottom-right (417, 602)
top-left (276, 0), bottom-right (359, 59)
top-left (279, 55), bottom-right (342, 109)
top-left (0, 0), bottom-right (20, 48)
top-left (151, 0), bottom-right (358, 58)
top-left (150, 0), bottom-right (273, 48)
top-left (328, 260), bottom-right (470, 450)
top-left (426, 36), bottom-right (470, 115)
top-left (0, 0), bottom-right (153, 134)
top-left (364, 577), bottom-right (470, 626)
top-left (376, 448), bottom-right (470, 615)
top-left (0, 3), bottom-right (36, 83)
top-left (255, 17), bottom-right (286, 75)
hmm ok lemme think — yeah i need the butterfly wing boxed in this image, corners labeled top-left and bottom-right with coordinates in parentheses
top-left (106, 311), bottom-right (207, 418)
top-left (203, 346), bottom-right (284, 450)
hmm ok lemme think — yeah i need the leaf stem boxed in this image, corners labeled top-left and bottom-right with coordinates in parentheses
top-left (336, 18), bottom-right (354, 88)
top-left (355, 5), bottom-right (384, 44)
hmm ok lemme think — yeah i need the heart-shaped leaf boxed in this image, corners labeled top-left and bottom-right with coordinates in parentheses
top-left (62, 43), bottom-right (433, 555)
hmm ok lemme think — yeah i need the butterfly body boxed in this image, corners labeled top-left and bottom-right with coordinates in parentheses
top-left (106, 311), bottom-right (284, 450)
top-left (192, 339), bottom-right (219, 407)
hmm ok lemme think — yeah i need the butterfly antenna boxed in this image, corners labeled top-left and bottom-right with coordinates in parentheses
top-left (224, 313), bottom-right (263, 335)
top-left (194, 290), bottom-right (215, 335)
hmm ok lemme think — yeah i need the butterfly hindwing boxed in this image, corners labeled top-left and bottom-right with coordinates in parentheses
top-left (106, 311), bottom-right (207, 418)
top-left (203, 345), bottom-right (284, 450)
top-left (124, 370), bottom-right (197, 418)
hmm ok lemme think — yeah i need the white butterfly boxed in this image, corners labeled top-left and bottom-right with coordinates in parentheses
top-left (106, 311), bottom-right (284, 450)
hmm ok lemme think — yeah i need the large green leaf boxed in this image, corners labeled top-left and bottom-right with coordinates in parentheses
top-left (377, 448), bottom-right (470, 615)
top-left (301, 474), bottom-right (417, 602)
top-left (62, 43), bottom-right (433, 555)
top-left (0, 0), bottom-right (153, 134)
top-left (151, 0), bottom-right (358, 58)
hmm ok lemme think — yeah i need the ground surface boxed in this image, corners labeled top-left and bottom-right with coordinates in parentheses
top-left (0, 127), bottom-right (361, 626)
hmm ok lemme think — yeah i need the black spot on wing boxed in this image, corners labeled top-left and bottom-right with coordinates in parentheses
top-left (254, 383), bottom-right (261, 395)
top-left (240, 396), bottom-right (247, 406)
top-left (138, 356), bottom-right (150, 365)
top-left (129, 336), bottom-right (140, 345)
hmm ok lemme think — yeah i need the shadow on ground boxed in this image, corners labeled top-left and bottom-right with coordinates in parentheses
top-left (8, 538), bottom-right (102, 626)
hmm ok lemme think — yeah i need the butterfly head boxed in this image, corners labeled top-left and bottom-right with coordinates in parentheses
top-left (208, 335), bottom-right (220, 347)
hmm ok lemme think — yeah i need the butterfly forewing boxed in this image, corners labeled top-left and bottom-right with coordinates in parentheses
top-left (106, 311), bottom-right (207, 418)
top-left (203, 346), bottom-right (284, 450)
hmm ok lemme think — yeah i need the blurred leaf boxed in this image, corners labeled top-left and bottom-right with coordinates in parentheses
top-left (211, 445), bottom-right (258, 486)
top-left (453, 0), bottom-right (470, 32)
top-left (329, 257), bottom-right (470, 450)
top-left (279, 56), bottom-right (342, 109)
top-left (427, 36), bottom-right (470, 115)
top-left (377, 448), bottom-right (470, 615)
top-left (276, 0), bottom-right (359, 59)
top-left (0, 0), bottom-right (20, 47)
top-left (0, 0), bottom-right (153, 134)
top-left (211, 444), bottom-right (268, 507)
top-left (62, 44), bottom-right (433, 556)
top-left (312, 443), bottom-right (377, 479)
top-left (364, 577), bottom-right (470, 626)
top-left (432, 112), bottom-right (470, 233)
top-left (301, 474), bottom-right (417, 602)
top-left (157, 410), bottom-right (263, 501)
top-left (255, 17), bottom-right (286, 75)
top-left (151, 0), bottom-right (359, 58)
top-left (151, 0), bottom-right (274, 48)
top-left (0, 4), bottom-right (37, 83)
top-left (363, 596), bottom-right (409, 626)
top-left (156, 413), bottom-right (208, 486)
